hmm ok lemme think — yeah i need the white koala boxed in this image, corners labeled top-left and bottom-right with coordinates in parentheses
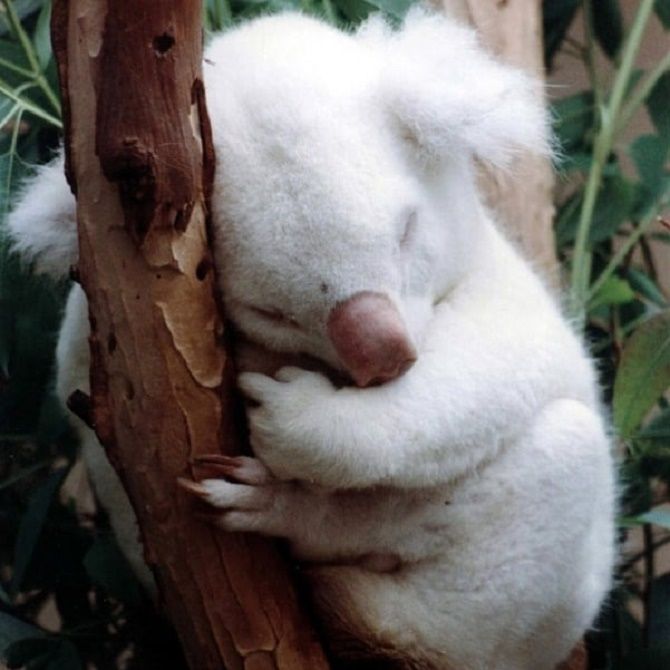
top-left (7, 9), bottom-right (615, 670)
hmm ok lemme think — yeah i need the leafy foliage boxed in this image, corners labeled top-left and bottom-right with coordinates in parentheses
top-left (202, 0), bottom-right (413, 32)
top-left (547, 0), bottom-right (670, 667)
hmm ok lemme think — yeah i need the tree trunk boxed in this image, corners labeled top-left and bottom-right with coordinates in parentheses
top-left (51, 2), bottom-right (328, 668)
top-left (441, 0), bottom-right (558, 280)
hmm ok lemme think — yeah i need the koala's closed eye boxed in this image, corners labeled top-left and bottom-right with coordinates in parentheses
top-left (248, 304), bottom-right (301, 329)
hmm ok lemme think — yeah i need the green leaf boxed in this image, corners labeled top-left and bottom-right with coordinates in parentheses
top-left (633, 507), bottom-right (670, 528)
top-left (592, 175), bottom-right (637, 242)
top-left (592, 0), bottom-right (623, 59)
top-left (83, 535), bottom-right (143, 607)
top-left (334, 0), bottom-right (376, 22)
top-left (0, 37), bottom-right (32, 79)
top-left (555, 173), bottom-right (635, 246)
top-left (630, 134), bottom-right (670, 198)
top-left (543, 0), bottom-right (580, 67)
top-left (613, 311), bottom-right (670, 439)
top-left (637, 407), bottom-right (670, 441)
top-left (0, 612), bottom-right (41, 659)
top-left (647, 71), bottom-right (670, 142)
top-left (10, 467), bottom-right (68, 596)
top-left (655, 0), bottom-right (670, 28)
top-left (0, 1), bottom-right (44, 36)
top-left (232, 0), bottom-right (302, 21)
top-left (558, 152), bottom-right (593, 174)
top-left (551, 91), bottom-right (594, 152)
top-left (627, 268), bottom-right (668, 307)
top-left (589, 276), bottom-right (635, 311)
top-left (33, 1), bottom-right (52, 71)
top-left (364, 0), bottom-right (413, 20)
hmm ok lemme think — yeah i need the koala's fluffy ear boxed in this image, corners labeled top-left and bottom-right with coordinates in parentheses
top-left (359, 9), bottom-right (551, 168)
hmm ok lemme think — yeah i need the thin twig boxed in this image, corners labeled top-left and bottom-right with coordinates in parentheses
top-left (570, 0), bottom-right (656, 323)
top-left (639, 234), bottom-right (658, 281)
top-left (619, 533), bottom-right (670, 575)
top-left (617, 49), bottom-right (670, 136)
top-left (587, 208), bottom-right (663, 304)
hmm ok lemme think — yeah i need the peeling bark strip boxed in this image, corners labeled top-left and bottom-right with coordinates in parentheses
top-left (51, 2), bottom-right (329, 668)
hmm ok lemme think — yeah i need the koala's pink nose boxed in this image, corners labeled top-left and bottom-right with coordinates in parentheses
top-left (327, 291), bottom-right (417, 388)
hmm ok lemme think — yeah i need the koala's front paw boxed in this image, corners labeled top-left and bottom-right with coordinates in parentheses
top-left (179, 455), bottom-right (287, 534)
top-left (237, 366), bottom-right (336, 482)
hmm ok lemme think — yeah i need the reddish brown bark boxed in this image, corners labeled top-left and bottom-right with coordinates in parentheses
top-left (51, 2), bottom-right (329, 668)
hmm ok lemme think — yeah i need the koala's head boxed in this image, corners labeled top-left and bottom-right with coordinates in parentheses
top-left (204, 10), bottom-right (549, 387)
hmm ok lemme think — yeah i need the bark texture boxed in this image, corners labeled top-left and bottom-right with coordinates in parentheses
top-left (441, 0), bottom-right (558, 279)
top-left (51, 2), bottom-right (328, 668)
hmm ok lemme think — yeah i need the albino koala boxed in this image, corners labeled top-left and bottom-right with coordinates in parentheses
top-left (8, 9), bottom-right (615, 670)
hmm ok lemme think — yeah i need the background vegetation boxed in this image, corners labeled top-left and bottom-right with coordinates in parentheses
top-left (0, 0), bottom-right (667, 667)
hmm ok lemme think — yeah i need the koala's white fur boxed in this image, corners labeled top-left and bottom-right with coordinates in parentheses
top-left (8, 10), bottom-right (615, 670)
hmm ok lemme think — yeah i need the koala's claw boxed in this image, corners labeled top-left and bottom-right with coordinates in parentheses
top-left (177, 477), bottom-right (207, 498)
top-left (191, 453), bottom-right (272, 485)
top-left (178, 448), bottom-right (304, 536)
top-left (237, 371), bottom-right (277, 403)
top-left (179, 474), bottom-right (272, 511)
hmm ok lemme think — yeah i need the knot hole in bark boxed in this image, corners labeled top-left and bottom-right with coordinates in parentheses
top-left (153, 33), bottom-right (175, 56)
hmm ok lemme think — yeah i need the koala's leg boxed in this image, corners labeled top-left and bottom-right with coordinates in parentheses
top-left (306, 565), bottom-right (448, 670)
top-left (57, 286), bottom-right (156, 595)
top-left (306, 399), bottom-right (615, 670)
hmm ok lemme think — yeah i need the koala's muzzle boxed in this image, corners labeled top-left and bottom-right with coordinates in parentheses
top-left (327, 291), bottom-right (417, 388)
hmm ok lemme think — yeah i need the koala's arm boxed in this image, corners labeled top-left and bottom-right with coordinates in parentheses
top-left (242, 248), bottom-right (596, 489)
